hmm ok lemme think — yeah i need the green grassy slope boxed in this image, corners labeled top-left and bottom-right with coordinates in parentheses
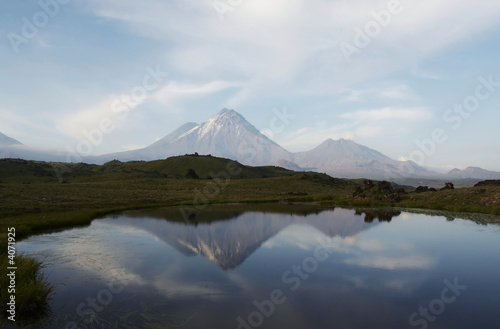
top-left (1, 156), bottom-right (498, 325)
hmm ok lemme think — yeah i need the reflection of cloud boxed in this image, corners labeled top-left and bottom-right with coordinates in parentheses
top-left (25, 222), bottom-right (148, 287)
top-left (345, 254), bottom-right (435, 270)
top-left (151, 270), bottom-right (224, 300)
top-left (339, 236), bottom-right (435, 270)
top-left (269, 225), bottom-right (323, 251)
top-left (384, 278), bottom-right (414, 291)
top-left (348, 238), bottom-right (412, 253)
top-left (343, 274), bottom-right (426, 295)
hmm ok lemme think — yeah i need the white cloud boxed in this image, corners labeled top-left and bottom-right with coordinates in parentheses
top-left (153, 80), bottom-right (238, 105)
top-left (277, 123), bottom-right (358, 152)
top-left (55, 94), bottom-right (134, 139)
top-left (275, 107), bottom-right (433, 151)
top-left (55, 79), bottom-right (237, 140)
top-left (82, 0), bottom-right (500, 115)
top-left (0, 109), bottom-right (55, 136)
top-left (411, 65), bottom-right (446, 80)
top-left (7, 0), bottom-right (498, 168)
top-left (120, 144), bottom-right (147, 151)
top-left (341, 107), bottom-right (433, 122)
top-left (354, 125), bottom-right (384, 138)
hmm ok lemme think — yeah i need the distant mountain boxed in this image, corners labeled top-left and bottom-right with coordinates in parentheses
top-left (95, 122), bottom-right (199, 163)
top-left (0, 132), bottom-right (72, 162)
top-left (95, 109), bottom-right (292, 166)
top-left (292, 138), bottom-right (433, 180)
top-left (1, 110), bottom-right (498, 182)
top-left (93, 110), bottom-right (433, 180)
top-left (0, 145), bottom-right (70, 162)
top-left (447, 167), bottom-right (500, 180)
top-left (0, 132), bottom-right (22, 146)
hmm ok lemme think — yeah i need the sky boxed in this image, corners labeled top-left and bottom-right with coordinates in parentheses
top-left (1, 0), bottom-right (500, 171)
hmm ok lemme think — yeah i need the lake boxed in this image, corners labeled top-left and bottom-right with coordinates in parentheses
top-left (14, 205), bottom-right (500, 329)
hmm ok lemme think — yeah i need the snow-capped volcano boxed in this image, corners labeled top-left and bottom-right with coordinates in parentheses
top-left (97, 109), bottom-right (292, 166)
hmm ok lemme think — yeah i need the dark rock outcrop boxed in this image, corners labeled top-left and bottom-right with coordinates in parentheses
top-left (474, 180), bottom-right (500, 187)
top-left (415, 186), bottom-right (429, 193)
top-left (441, 182), bottom-right (455, 190)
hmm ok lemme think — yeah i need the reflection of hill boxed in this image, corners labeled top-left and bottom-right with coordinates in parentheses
top-left (107, 206), bottom-right (396, 270)
top-left (295, 209), bottom-right (377, 238)
top-left (354, 209), bottom-right (402, 223)
top-left (120, 203), bottom-right (327, 225)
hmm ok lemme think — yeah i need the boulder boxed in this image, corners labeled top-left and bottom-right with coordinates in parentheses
top-left (415, 186), bottom-right (429, 193)
top-left (441, 182), bottom-right (455, 190)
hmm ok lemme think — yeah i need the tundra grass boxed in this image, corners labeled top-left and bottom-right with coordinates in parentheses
top-left (0, 254), bottom-right (54, 327)
top-left (0, 158), bottom-right (499, 324)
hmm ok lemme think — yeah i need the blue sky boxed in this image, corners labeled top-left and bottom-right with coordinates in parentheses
top-left (1, 0), bottom-right (500, 171)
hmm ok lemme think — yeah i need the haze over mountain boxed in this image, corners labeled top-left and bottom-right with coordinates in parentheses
top-left (0, 132), bottom-right (71, 162)
top-left (1, 109), bottom-right (499, 182)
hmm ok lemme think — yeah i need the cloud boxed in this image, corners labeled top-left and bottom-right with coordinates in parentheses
top-left (274, 107), bottom-right (433, 151)
top-left (120, 144), bottom-right (147, 151)
top-left (341, 107), bottom-right (433, 122)
top-left (55, 79), bottom-right (237, 140)
top-left (9, 0), bottom-right (498, 168)
top-left (411, 65), bottom-right (446, 80)
top-left (153, 80), bottom-right (238, 105)
top-left (336, 84), bottom-right (419, 103)
top-left (55, 94), bottom-right (133, 139)
top-left (77, 0), bottom-right (500, 136)
top-left (86, 0), bottom-right (500, 87)
top-left (276, 123), bottom-right (357, 152)
top-left (0, 109), bottom-right (55, 137)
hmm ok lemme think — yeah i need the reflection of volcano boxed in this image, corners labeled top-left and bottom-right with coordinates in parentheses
top-left (155, 213), bottom-right (289, 269)
top-left (108, 207), bottom-right (395, 270)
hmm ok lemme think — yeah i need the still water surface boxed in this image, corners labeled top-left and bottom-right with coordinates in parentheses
top-left (16, 205), bottom-right (500, 328)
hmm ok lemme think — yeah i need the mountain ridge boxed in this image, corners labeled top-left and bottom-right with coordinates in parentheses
top-left (1, 109), bottom-right (499, 181)
top-left (0, 132), bottom-right (22, 147)
top-left (95, 109), bottom-right (292, 166)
